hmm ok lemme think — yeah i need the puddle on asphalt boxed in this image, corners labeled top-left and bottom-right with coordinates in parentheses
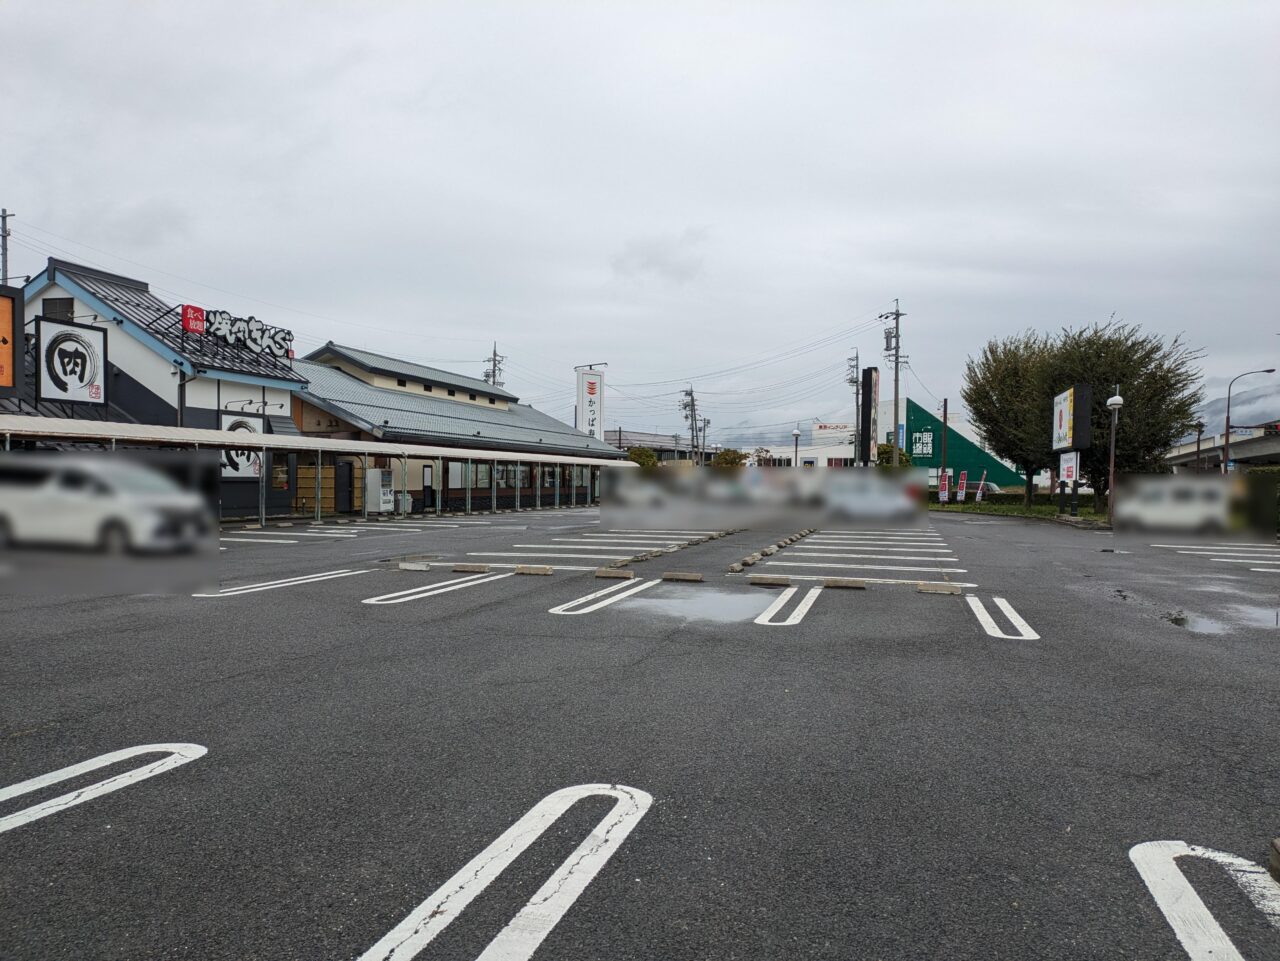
top-left (625, 586), bottom-right (770, 622)
top-left (1165, 604), bottom-right (1277, 633)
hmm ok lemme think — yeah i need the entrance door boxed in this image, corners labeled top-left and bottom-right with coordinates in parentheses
top-left (335, 461), bottom-right (354, 513)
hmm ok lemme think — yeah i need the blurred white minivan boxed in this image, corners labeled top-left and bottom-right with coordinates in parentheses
top-left (0, 455), bottom-right (213, 553)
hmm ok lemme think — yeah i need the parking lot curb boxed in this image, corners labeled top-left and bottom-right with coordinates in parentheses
top-left (823, 577), bottom-right (867, 589)
top-left (749, 575), bottom-right (791, 587)
top-left (515, 565), bottom-right (554, 575)
top-left (917, 582), bottom-right (962, 595)
top-left (595, 568), bottom-right (635, 579)
top-left (453, 563), bottom-right (490, 573)
top-left (727, 563), bottom-right (744, 573)
top-left (662, 572), bottom-right (704, 582)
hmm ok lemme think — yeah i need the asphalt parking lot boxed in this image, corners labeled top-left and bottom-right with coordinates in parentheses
top-left (2, 508), bottom-right (1279, 960)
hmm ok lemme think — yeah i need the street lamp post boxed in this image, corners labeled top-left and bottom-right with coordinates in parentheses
top-left (1223, 368), bottom-right (1276, 474)
top-left (1106, 386), bottom-right (1124, 528)
top-left (792, 426), bottom-right (801, 467)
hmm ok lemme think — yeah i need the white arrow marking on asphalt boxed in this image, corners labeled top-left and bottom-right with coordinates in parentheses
top-left (193, 569), bottom-right (372, 597)
top-left (549, 577), bottom-right (660, 614)
top-left (0, 744), bottom-right (207, 834)
top-left (754, 586), bottom-right (823, 626)
top-left (965, 596), bottom-right (1039, 640)
top-left (357, 783), bottom-right (652, 961)
top-left (1129, 840), bottom-right (1280, 961)
top-left (362, 571), bottom-right (514, 605)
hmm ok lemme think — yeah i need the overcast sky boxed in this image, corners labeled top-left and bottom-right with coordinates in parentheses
top-left (6, 2), bottom-right (1277, 449)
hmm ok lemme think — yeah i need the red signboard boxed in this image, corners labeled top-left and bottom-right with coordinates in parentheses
top-left (181, 304), bottom-right (206, 334)
top-left (956, 470), bottom-right (969, 503)
top-left (938, 470), bottom-right (950, 503)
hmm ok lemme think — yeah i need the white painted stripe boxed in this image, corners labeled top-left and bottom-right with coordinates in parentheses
top-left (218, 537), bottom-right (299, 544)
top-left (193, 569), bottom-right (370, 597)
top-left (782, 552), bottom-right (959, 562)
top-left (1152, 543), bottom-right (1280, 551)
top-left (965, 596), bottom-right (1039, 640)
top-left (468, 551), bottom-right (634, 559)
top-left (357, 784), bottom-right (652, 961)
top-left (766, 561), bottom-right (967, 573)
top-left (1175, 550), bottom-right (1280, 558)
top-left (813, 532), bottom-right (943, 538)
top-left (754, 586), bottom-right (823, 626)
top-left (807, 537), bottom-right (945, 545)
top-left (511, 544), bottom-right (648, 551)
top-left (484, 563), bottom-right (598, 571)
top-left (550, 539), bottom-right (681, 546)
top-left (577, 534), bottom-right (687, 540)
top-left (1130, 840), bottom-right (1280, 961)
top-left (606, 529), bottom-right (720, 534)
top-left (737, 573), bottom-right (980, 588)
top-left (362, 571), bottom-right (515, 605)
top-left (549, 578), bottom-right (660, 614)
top-left (1210, 557), bottom-right (1280, 564)
top-left (235, 530), bottom-right (359, 538)
top-left (1250, 567), bottom-right (1280, 573)
top-left (0, 744), bottom-right (207, 834)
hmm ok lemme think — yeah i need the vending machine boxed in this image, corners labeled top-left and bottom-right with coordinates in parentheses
top-left (364, 468), bottom-right (395, 513)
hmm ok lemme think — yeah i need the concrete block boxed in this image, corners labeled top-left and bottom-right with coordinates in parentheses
top-left (761, 546), bottom-right (778, 556)
top-left (595, 568), bottom-right (636, 579)
top-left (242, 523), bottom-right (261, 530)
top-left (822, 577), bottom-right (866, 589)
top-left (727, 563), bottom-right (744, 573)
top-left (515, 565), bottom-right (554, 575)
top-left (398, 561), bottom-right (432, 571)
top-left (275, 522), bottom-right (294, 528)
top-left (749, 574), bottom-right (791, 586)
top-left (453, 563), bottom-right (490, 573)
top-left (917, 582), bottom-right (962, 595)
top-left (662, 571), bottom-right (704, 582)
top-left (335, 519), bottom-right (350, 525)
top-left (741, 557), bottom-right (757, 567)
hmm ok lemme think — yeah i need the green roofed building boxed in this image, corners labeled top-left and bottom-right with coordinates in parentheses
top-left (904, 398), bottom-right (1024, 489)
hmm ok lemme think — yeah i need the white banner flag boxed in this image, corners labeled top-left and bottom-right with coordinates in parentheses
top-left (576, 369), bottom-right (604, 441)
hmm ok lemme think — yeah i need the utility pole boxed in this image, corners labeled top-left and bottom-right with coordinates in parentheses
top-left (940, 398), bottom-right (948, 490)
top-left (681, 386), bottom-right (699, 464)
top-left (0, 209), bottom-right (11, 286)
top-left (879, 299), bottom-right (905, 466)
top-left (483, 342), bottom-right (506, 388)
top-left (847, 348), bottom-right (860, 459)
top-left (700, 417), bottom-right (710, 464)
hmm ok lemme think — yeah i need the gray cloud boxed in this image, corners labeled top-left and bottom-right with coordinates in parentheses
top-left (3, 2), bottom-right (1277, 439)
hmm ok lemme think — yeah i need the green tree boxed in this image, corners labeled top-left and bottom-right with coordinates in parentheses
top-left (961, 331), bottom-right (1051, 507)
top-left (711, 448), bottom-right (747, 468)
top-left (627, 447), bottom-right (659, 470)
top-left (875, 443), bottom-right (912, 470)
top-left (1043, 322), bottom-right (1203, 510)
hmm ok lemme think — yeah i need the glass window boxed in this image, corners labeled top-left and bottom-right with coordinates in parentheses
top-left (397, 378), bottom-right (407, 387)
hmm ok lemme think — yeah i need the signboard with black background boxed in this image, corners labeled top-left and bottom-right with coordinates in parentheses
top-left (0, 284), bottom-right (23, 400)
top-left (37, 317), bottom-right (107, 406)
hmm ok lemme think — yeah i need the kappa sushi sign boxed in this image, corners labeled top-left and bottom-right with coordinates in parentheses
top-left (180, 305), bottom-right (294, 358)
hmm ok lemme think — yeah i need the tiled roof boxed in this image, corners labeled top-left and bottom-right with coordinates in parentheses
top-left (42, 259), bottom-right (307, 385)
top-left (305, 342), bottom-right (517, 401)
top-left (297, 359), bottom-right (623, 458)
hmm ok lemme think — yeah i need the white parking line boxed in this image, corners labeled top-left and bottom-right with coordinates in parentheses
top-left (549, 578), bottom-right (660, 614)
top-left (606, 529), bottom-right (720, 535)
top-left (1175, 550), bottom-right (1280, 558)
top-left (357, 784), bottom-right (652, 961)
top-left (550, 539), bottom-right (681, 547)
top-left (782, 552), bottom-right (959, 562)
top-left (0, 744), bottom-right (207, 835)
top-left (236, 530), bottom-right (359, 539)
top-left (193, 569), bottom-right (372, 597)
top-left (1129, 840), bottom-right (1280, 961)
top-left (468, 551), bottom-right (635, 560)
top-left (766, 561), bottom-right (967, 573)
top-left (218, 537), bottom-right (299, 544)
top-left (1152, 543), bottom-right (1280, 551)
top-left (754, 586), bottom-right (823, 626)
top-left (1250, 567), bottom-right (1280, 573)
top-left (362, 571), bottom-right (515, 605)
top-left (964, 595), bottom-right (1039, 640)
top-left (1210, 557), bottom-right (1280, 564)
top-left (742, 573), bottom-right (980, 588)
top-left (807, 538), bottom-right (946, 546)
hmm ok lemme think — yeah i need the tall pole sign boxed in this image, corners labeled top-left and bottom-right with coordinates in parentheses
top-left (1052, 383), bottom-right (1092, 516)
top-left (576, 368), bottom-right (605, 442)
top-left (858, 366), bottom-right (880, 466)
top-left (0, 284), bottom-right (23, 400)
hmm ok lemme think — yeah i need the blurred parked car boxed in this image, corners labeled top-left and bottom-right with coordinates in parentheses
top-left (1113, 476), bottom-right (1230, 533)
top-left (0, 455), bottom-right (214, 553)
